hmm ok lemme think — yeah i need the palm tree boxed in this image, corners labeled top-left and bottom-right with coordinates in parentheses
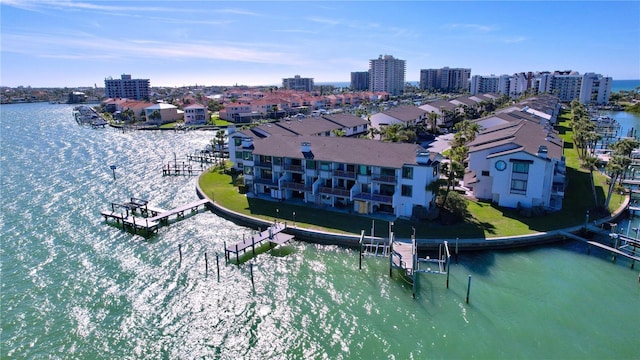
top-left (604, 155), bottom-right (625, 210)
top-left (427, 111), bottom-right (438, 135)
top-left (582, 156), bottom-right (601, 208)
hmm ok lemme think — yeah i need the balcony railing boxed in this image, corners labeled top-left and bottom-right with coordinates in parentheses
top-left (254, 161), bottom-right (272, 168)
top-left (372, 175), bottom-right (397, 183)
top-left (281, 181), bottom-right (311, 192)
top-left (319, 187), bottom-right (351, 197)
top-left (352, 192), bottom-right (393, 204)
top-left (284, 164), bottom-right (304, 173)
top-left (254, 178), bottom-right (277, 186)
top-left (333, 169), bottom-right (356, 179)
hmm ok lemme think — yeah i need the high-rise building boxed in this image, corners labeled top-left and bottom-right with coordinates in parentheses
top-left (104, 74), bottom-right (150, 100)
top-left (579, 73), bottom-right (612, 105)
top-left (420, 67), bottom-right (471, 93)
top-left (350, 71), bottom-right (370, 91)
top-left (282, 75), bottom-right (314, 92)
top-left (470, 74), bottom-right (510, 95)
top-left (369, 55), bottom-right (406, 95)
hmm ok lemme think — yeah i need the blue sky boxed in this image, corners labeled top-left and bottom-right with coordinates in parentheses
top-left (1, 1), bottom-right (639, 88)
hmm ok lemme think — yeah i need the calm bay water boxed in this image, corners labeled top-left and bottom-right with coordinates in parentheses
top-left (1, 103), bottom-right (638, 359)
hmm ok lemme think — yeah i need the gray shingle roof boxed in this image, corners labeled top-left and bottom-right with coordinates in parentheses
top-left (380, 105), bottom-right (428, 122)
top-left (251, 135), bottom-right (429, 168)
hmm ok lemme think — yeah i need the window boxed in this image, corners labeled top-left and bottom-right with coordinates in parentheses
top-left (481, 170), bottom-right (490, 176)
top-left (243, 166), bottom-right (253, 176)
top-left (235, 151), bottom-right (243, 160)
top-left (320, 162), bottom-right (331, 171)
top-left (243, 151), bottom-right (252, 160)
top-left (401, 185), bottom-right (413, 197)
top-left (402, 166), bottom-right (413, 179)
top-left (273, 157), bottom-right (282, 165)
top-left (381, 167), bottom-right (395, 177)
top-left (234, 138), bottom-right (242, 146)
top-left (358, 165), bottom-right (370, 176)
top-left (306, 160), bottom-right (316, 169)
top-left (512, 161), bottom-right (530, 174)
top-left (510, 179), bottom-right (527, 194)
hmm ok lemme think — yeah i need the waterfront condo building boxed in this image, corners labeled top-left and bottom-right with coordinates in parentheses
top-left (579, 73), bottom-right (612, 105)
top-left (282, 75), bottom-right (314, 92)
top-left (230, 134), bottom-right (441, 218)
top-left (420, 67), bottom-right (471, 93)
top-left (350, 71), bottom-right (370, 91)
top-left (104, 74), bottom-right (150, 101)
top-left (465, 96), bottom-right (566, 211)
top-left (369, 55), bottom-right (406, 96)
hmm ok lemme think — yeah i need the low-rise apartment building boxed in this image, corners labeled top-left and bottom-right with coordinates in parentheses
top-left (465, 118), bottom-right (566, 211)
top-left (232, 134), bottom-right (441, 217)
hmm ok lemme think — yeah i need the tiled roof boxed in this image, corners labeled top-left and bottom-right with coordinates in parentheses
top-left (251, 135), bottom-right (428, 168)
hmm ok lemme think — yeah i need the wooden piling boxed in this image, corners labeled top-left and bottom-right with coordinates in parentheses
top-left (205, 252), bottom-right (208, 274)
top-left (216, 253), bottom-right (220, 282)
top-left (249, 263), bottom-right (254, 290)
top-left (466, 275), bottom-right (472, 304)
top-left (179, 244), bottom-right (182, 263)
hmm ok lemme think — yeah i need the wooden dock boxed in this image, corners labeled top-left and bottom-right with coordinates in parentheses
top-left (224, 222), bottom-right (294, 262)
top-left (101, 198), bottom-right (209, 235)
top-left (162, 161), bottom-right (196, 176)
top-left (560, 231), bottom-right (640, 264)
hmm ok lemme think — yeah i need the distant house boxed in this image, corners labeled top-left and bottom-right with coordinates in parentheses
top-left (184, 103), bottom-right (208, 125)
top-left (369, 104), bottom-right (428, 130)
top-left (144, 103), bottom-right (183, 124)
top-left (68, 92), bottom-right (87, 104)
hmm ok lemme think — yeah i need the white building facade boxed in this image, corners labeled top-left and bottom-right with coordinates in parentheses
top-left (369, 55), bottom-right (406, 96)
top-left (230, 134), bottom-right (441, 218)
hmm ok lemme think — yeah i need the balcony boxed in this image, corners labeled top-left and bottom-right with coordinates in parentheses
top-left (284, 164), bottom-right (304, 173)
top-left (254, 161), bottom-right (273, 169)
top-left (372, 175), bottom-right (397, 184)
top-left (254, 178), bottom-right (277, 186)
top-left (352, 192), bottom-right (393, 205)
top-left (281, 181), bottom-right (312, 192)
top-left (319, 187), bottom-right (351, 197)
top-left (333, 169), bottom-right (356, 179)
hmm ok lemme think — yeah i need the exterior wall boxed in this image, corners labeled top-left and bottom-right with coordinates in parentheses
top-left (369, 55), bottom-right (406, 95)
top-left (231, 137), bottom-right (438, 218)
top-left (104, 74), bottom-right (150, 100)
top-left (489, 153), bottom-right (552, 208)
top-left (184, 105), bottom-right (208, 125)
top-left (579, 73), bottom-right (612, 105)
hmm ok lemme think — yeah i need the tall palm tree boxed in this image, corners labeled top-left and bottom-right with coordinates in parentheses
top-left (582, 156), bottom-right (601, 208)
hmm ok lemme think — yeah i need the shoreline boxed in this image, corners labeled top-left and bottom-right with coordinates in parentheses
top-left (195, 176), bottom-right (630, 251)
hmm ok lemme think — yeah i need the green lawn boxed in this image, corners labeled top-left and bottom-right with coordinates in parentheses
top-left (199, 111), bottom-right (625, 239)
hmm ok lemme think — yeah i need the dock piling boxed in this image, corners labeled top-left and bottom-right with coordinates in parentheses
top-left (466, 275), bottom-right (472, 304)
top-left (205, 252), bottom-right (208, 274)
top-left (179, 244), bottom-right (182, 263)
top-left (249, 263), bottom-right (255, 290)
top-left (216, 253), bottom-right (220, 282)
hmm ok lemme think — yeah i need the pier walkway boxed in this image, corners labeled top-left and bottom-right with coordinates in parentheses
top-left (224, 222), bottom-right (294, 262)
top-left (101, 198), bottom-right (209, 235)
top-left (560, 231), bottom-right (640, 264)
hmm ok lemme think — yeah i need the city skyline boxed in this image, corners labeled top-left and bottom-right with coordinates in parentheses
top-left (1, 1), bottom-right (639, 88)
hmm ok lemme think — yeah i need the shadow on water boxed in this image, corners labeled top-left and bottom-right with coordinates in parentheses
top-left (456, 250), bottom-right (497, 276)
